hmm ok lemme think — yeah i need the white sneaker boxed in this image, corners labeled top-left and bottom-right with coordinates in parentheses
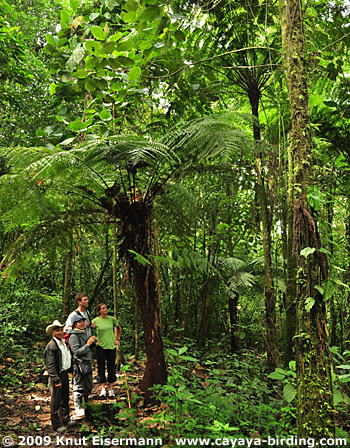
top-left (108, 389), bottom-right (115, 398)
top-left (100, 388), bottom-right (107, 397)
top-left (73, 408), bottom-right (85, 418)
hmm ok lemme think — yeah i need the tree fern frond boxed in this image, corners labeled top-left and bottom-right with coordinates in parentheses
top-left (161, 113), bottom-right (253, 163)
top-left (227, 271), bottom-right (256, 290)
top-left (217, 256), bottom-right (246, 272)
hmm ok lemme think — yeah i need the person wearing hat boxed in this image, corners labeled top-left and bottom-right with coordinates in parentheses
top-left (68, 315), bottom-right (97, 416)
top-left (44, 320), bottom-right (73, 433)
top-left (64, 293), bottom-right (95, 338)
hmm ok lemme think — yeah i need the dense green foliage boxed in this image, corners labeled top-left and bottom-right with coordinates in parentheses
top-left (1, 0), bottom-right (350, 442)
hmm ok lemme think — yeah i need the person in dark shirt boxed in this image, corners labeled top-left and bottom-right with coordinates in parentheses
top-left (44, 320), bottom-right (73, 433)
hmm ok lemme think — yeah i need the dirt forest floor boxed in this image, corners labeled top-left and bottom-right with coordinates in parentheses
top-left (0, 352), bottom-right (160, 448)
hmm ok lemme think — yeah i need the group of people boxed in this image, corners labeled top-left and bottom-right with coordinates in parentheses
top-left (44, 293), bottom-right (122, 433)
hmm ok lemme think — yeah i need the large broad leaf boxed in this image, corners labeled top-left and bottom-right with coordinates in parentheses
top-left (89, 13), bottom-right (100, 21)
top-left (91, 26), bottom-right (107, 41)
top-left (98, 109), bottom-right (112, 120)
top-left (178, 346), bottom-right (188, 355)
top-left (268, 372), bottom-right (285, 380)
top-left (84, 56), bottom-right (98, 70)
top-left (70, 0), bottom-right (80, 11)
top-left (121, 11), bottom-right (137, 22)
top-left (305, 297), bottom-right (315, 312)
top-left (128, 66), bottom-right (141, 81)
top-left (62, 72), bottom-right (73, 82)
top-left (307, 186), bottom-right (321, 211)
top-left (102, 42), bottom-right (116, 54)
top-left (70, 118), bottom-right (86, 131)
top-left (118, 56), bottom-right (135, 67)
top-left (283, 384), bottom-right (296, 403)
top-left (85, 78), bottom-right (96, 92)
top-left (85, 40), bottom-right (102, 55)
top-left (46, 34), bottom-right (58, 47)
top-left (117, 40), bottom-right (135, 52)
top-left (97, 79), bottom-right (108, 90)
top-left (139, 6), bottom-right (160, 21)
top-left (110, 32), bottom-right (124, 42)
top-left (174, 30), bottom-right (186, 42)
top-left (334, 390), bottom-right (342, 404)
top-left (74, 69), bottom-right (88, 79)
top-left (60, 9), bottom-right (70, 27)
top-left (66, 44), bottom-right (85, 72)
top-left (322, 279), bottom-right (336, 301)
top-left (124, 0), bottom-right (139, 12)
top-left (58, 37), bottom-right (68, 48)
top-left (136, 40), bottom-right (153, 50)
top-left (300, 247), bottom-right (315, 258)
top-left (334, 389), bottom-right (350, 405)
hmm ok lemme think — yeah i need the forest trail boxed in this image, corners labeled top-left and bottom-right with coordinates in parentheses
top-left (0, 352), bottom-right (160, 447)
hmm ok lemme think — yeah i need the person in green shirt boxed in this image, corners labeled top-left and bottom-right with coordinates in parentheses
top-left (92, 303), bottom-right (122, 398)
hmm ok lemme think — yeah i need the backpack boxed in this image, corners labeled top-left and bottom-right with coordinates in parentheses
top-left (75, 308), bottom-right (91, 327)
top-left (63, 332), bottom-right (71, 349)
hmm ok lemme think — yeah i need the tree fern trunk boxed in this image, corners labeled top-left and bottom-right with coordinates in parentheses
top-left (117, 200), bottom-right (167, 392)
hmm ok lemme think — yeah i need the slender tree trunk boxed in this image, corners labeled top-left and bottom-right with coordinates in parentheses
top-left (343, 197), bottom-right (350, 350)
top-left (63, 227), bottom-right (73, 317)
top-left (250, 94), bottom-right (279, 371)
top-left (112, 219), bottom-right (123, 371)
top-left (279, 0), bottom-right (335, 436)
top-left (92, 252), bottom-right (112, 303)
top-left (197, 210), bottom-right (218, 347)
top-left (172, 267), bottom-right (181, 340)
top-left (197, 275), bottom-right (218, 346)
top-left (134, 294), bottom-right (139, 360)
top-left (327, 199), bottom-right (337, 347)
top-left (225, 182), bottom-right (239, 352)
top-left (229, 292), bottom-right (239, 353)
top-left (112, 220), bottom-right (118, 317)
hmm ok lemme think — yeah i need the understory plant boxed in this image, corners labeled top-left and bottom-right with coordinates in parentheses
top-left (149, 345), bottom-right (297, 440)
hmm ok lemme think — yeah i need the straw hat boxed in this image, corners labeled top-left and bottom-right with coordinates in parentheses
top-left (46, 320), bottom-right (64, 336)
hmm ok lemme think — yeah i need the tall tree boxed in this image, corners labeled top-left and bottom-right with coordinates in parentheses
top-left (279, 0), bottom-right (335, 437)
top-left (0, 115), bottom-right (250, 391)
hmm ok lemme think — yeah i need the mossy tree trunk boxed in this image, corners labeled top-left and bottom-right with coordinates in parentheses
top-left (279, 0), bottom-right (335, 437)
top-left (284, 141), bottom-right (297, 366)
top-left (250, 92), bottom-right (279, 371)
